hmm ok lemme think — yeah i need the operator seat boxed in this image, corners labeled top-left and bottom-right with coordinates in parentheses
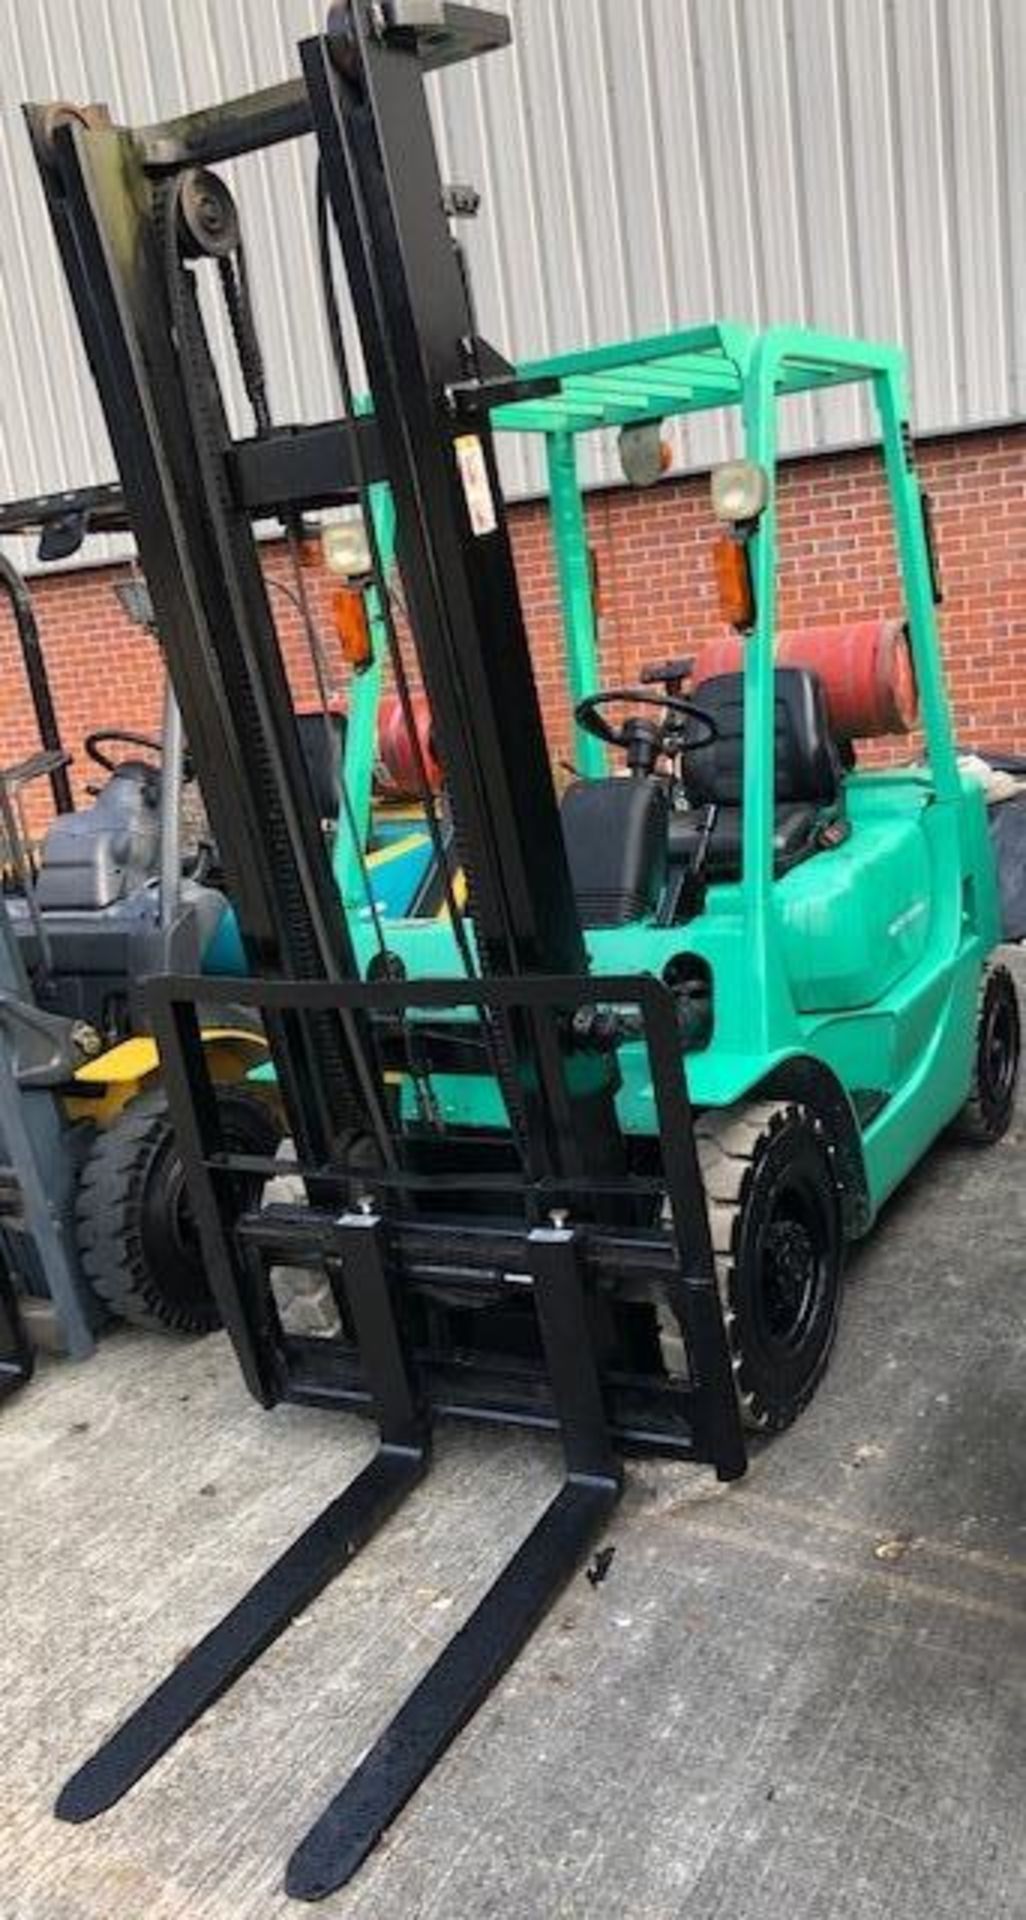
top-left (670, 666), bottom-right (843, 880)
top-left (35, 760), bottom-right (161, 911)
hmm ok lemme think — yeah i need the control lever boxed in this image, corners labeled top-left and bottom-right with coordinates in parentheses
top-left (667, 801), bottom-right (719, 925)
top-left (639, 655), bottom-right (694, 697)
top-left (693, 800), bottom-right (719, 881)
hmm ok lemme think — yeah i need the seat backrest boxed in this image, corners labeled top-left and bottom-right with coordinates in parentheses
top-left (685, 666), bottom-right (841, 808)
top-left (35, 764), bottom-right (161, 911)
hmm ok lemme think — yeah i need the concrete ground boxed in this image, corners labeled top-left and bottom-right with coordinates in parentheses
top-left (3, 1017), bottom-right (1026, 1918)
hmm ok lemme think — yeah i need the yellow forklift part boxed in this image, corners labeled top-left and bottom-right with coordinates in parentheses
top-left (66, 1029), bottom-right (268, 1126)
top-left (72, 1028), bottom-right (264, 1086)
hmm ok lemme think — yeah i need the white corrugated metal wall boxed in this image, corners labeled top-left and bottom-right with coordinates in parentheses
top-left (0, 0), bottom-right (1022, 573)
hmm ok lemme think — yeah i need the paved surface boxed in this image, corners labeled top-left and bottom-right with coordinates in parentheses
top-left (3, 1020), bottom-right (1026, 1917)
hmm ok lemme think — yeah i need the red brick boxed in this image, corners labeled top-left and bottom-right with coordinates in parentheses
top-left (3, 424), bottom-right (1023, 833)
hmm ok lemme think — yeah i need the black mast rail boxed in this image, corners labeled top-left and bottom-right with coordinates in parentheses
top-left (302, 8), bottom-right (626, 1183)
top-left (30, 1), bottom-right (747, 1897)
top-left (26, 96), bottom-right (384, 1181)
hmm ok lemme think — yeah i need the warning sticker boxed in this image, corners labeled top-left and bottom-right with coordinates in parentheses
top-left (455, 434), bottom-right (498, 536)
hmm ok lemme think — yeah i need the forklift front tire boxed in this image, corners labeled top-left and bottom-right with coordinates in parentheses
top-left (953, 961), bottom-right (1021, 1145)
top-left (698, 1101), bottom-right (843, 1433)
top-left (75, 1085), bottom-right (281, 1335)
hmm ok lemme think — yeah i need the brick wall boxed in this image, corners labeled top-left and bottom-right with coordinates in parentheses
top-left (519, 422), bottom-right (1026, 766)
top-left (1, 423), bottom-right (1022, 833)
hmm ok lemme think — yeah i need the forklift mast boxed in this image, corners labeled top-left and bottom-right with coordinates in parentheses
top-left (304, 13), bottom-right (626, 1180)
top-left (30, 4), bottom-right (744, 1896)
top-left (28, 3), bottom-right (622, 1189)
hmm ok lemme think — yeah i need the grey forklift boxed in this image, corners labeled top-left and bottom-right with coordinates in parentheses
top-left (0, 489), bottom-right (277, 1337)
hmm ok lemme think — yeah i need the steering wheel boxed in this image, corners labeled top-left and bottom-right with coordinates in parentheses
top-left (84, 728), bottom-right (163, 775)
top-left (575, 688), bottom-right (719, 763)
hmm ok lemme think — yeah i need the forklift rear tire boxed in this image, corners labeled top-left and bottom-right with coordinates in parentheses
top-left (75, 1085), bottom-right (281, 1336)
top-left (952, 962), bottom-right (1020, 1145)
top-left (698, 1101), bottom-right (843, 1433)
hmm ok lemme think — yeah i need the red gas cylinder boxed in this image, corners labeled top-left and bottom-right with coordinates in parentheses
top-left (377, 692), bottom-right (444, 799)
top-left (692, 618), bottom-right (918, 740)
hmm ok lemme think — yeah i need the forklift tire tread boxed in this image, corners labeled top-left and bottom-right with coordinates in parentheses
top-left (75, 1084), bottom-right (280, 1336)
top-left (697, 1100), bottom-right (844, 1434)
top-left (951, 961), bottom-right (1020, 1145)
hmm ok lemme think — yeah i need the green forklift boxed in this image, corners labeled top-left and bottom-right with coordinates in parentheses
top-left (500, 323), bottom-right (1021, 1427)
top-left (328, 319), bottom-right (1020, 1429)
top-left (31, 6), bottom-right (1018, 1887)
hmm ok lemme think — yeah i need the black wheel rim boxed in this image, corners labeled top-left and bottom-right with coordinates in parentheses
top-left (150, 1156), bottom-right (201, 1262)
top-left (981, 987), bottom-right (1017, 1113)
top-left (140, 1137), bottom-right (207, 1302)
top-left (754, 1174), bottom-right (831, 1357)
top-left (138, 1103), bottom-right (273, 1317)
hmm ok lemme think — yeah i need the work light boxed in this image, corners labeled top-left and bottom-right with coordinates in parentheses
top-left (618, 420), bottom-right (671, 488)
top-left (322, 518), bottom-right (371, 581)
top-left (710, 459), bottom-right (768, 524)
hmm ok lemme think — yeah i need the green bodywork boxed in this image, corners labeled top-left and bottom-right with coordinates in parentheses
top-left (334, 410), bottom-right (397, 913)
top-left (314, 324), bottom-right (1000, 1233)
